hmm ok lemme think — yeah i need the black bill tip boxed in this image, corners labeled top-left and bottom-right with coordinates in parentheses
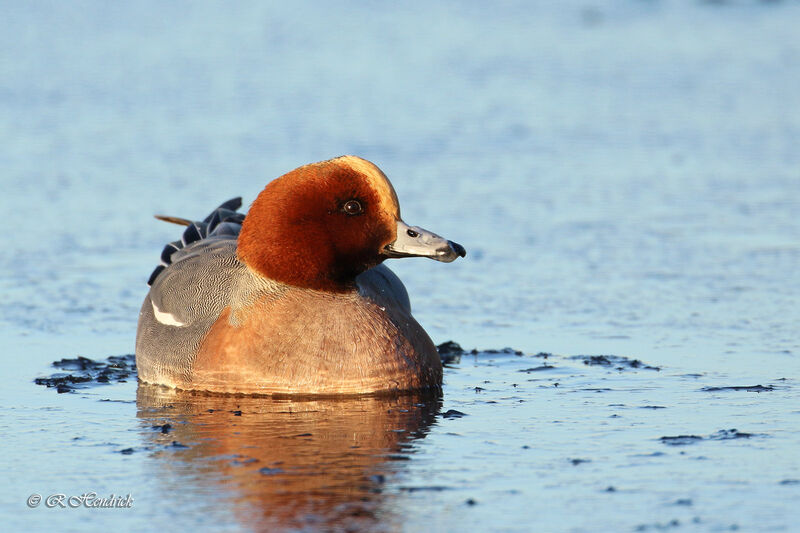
top-left (448, 240), bottom-right (466, 258)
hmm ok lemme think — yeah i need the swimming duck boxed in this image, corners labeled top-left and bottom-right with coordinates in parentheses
top-left (135, 156), bottom-right (465, 395)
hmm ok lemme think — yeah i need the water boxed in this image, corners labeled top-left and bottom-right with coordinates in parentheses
top-left (2, 1), bottom-right (800, 531)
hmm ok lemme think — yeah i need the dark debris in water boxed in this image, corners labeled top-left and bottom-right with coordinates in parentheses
top-left (708, 429), bottom-right (756, 440)
top-left (34, 354), bottom-right (136, 393)
top-left (436, 340), bottom-right (466, 356)
top-left (442, 409), bottom-right (467, 419)
top-left (661, 429), bottom-right (759, 446)
top-left (437, 340), bottom-right (466, 365)
top-left (573, 354), bottom-right (660, 371)
top-left (483, 347), bottom-right (524, 355)
top-left (701, 384), bottom-right (775, 393)
top-left (436, 342), bottom-right (660, 382)
top-left (660, 435), bottom-right (703, 446)
top-left (518, 365), bottom-right (556, 372)
top-left (398, 486), bottom-right (451, 492)
top-left (634, 519), bottom-right (681, 532)
top-left (436, 341), bottom-right (527, 365)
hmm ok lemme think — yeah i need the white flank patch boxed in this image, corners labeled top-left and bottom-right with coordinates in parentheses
top-left (151, 301), bottom-right (187, 327)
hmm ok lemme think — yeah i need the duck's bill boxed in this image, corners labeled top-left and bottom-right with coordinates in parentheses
top-left (383, 220), bottom-right (466, 263)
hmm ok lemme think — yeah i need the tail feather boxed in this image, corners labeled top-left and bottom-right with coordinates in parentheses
top-left (147, 265), bottom-right (166, 287)
top-left (214, 197), bottom-right (243, 212)
top-left (160, 241), bottom-right (183, 265)
top-left (154, 215), bottom-right (192, 226)
top-left (205, 208), bottom-right (244, 229)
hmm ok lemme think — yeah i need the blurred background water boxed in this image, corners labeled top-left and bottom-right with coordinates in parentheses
top-left (1, 1), bottom-right (799, 532)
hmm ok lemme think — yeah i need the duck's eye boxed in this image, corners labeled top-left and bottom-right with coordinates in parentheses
top-left (342, 200), bottom-right (363, 216)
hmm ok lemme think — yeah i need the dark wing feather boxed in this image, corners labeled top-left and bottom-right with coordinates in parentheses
top-left (147, 198), bottom-right (245, 286)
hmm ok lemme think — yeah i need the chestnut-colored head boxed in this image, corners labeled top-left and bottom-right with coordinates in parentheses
top-left (238, 156), bottom-right (465, 292)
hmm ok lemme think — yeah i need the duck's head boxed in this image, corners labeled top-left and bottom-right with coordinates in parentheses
top-left (238, 156), bottom-right (466, 292)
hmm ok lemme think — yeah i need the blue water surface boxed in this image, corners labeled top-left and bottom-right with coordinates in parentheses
top-left (1, 1), bottom-right (799, 532)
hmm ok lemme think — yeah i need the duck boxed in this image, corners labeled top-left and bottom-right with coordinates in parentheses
top-left (135, 156), bottom-right (466, 395)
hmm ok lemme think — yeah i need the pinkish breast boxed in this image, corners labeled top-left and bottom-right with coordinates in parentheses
top-left (189, 288), bottom-right (442, 395)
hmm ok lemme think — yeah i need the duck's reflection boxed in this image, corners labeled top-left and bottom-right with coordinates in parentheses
top-left (136, 384), bottom-right (441, 532)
